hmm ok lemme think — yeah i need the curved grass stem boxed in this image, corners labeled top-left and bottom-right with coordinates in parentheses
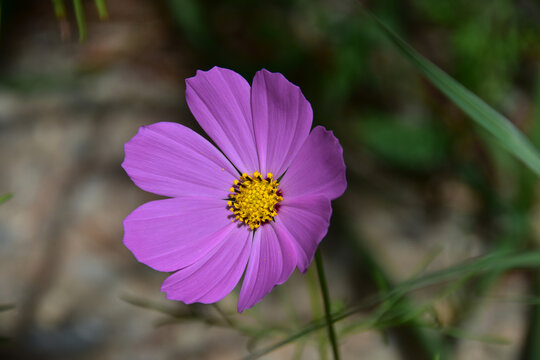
top-left (315, 250), bottom-right (340, 360)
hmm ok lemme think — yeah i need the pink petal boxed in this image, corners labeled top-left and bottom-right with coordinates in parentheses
top-left (276, 195), bottom-right (332, 272)
top-left (280, 126), bottom-right (347, 200)
top-left (161, 226), bottom-right (251, 304)
top-left (251, 69), bottom-right (312, 176)
top-left (185, 67), bottom-right (259, 173)
top-left (122, 122), bottom-right (237, 198)
top-left (123, 197), bottom-right (235, 272)
top-left (237, 224), bottom-right (297, 312)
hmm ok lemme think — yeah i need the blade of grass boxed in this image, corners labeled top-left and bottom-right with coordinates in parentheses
top-left (246, 250), bottom-right (540, 359)
top-left (315, 251), bottom-right (340, 360)
top-left (0, 193), bottom-right (12, 204)
top-left (94, 0), bottom-right (108, 20)
top-left (336, 211), bottom-right (449, 360)
top-left (363, 10), bottom-right (540, 176)
top-left (390, 251), bottom-right (538, 296)
top-left (306, 264), bottom-right (328, 360)
top-left (519, 69), bottom-right (540, 360)
top-left (73, 0), bottom-right (86, 42)
top-left (520, 273), bottom-right (540, 358)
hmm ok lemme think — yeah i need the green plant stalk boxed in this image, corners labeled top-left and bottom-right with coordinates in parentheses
top-left (334, 207), bottom-right (446, 360)
top-left (315, 251), bottom-right (340, 360)
top-left (520, 66), bottom-right (540, 360)
top-left (521, 273), bottom-right (540, 358)
top-left (306, 263), bottom-right (328, 360)
top-left (73, 0), bottom-right (86, 42)
top-left (94, 0), bottom-right (108, 20)
top-left (246, 250), bottom-right (540, 359)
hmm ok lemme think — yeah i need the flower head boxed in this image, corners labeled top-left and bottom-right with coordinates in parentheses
top-left (122, 67), bottom-right (347, 312)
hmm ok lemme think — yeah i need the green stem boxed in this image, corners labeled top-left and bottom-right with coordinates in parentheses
top-left (94, 0), bottom-right (108, 20)
top-left (521, 272), bottom-right (540, 359)
top-left (306, 263), bottom-right (328, 360)
top-left (73, 0), bottom-right (87, 42)
top-left (315, 250), bottom-right (340, 360)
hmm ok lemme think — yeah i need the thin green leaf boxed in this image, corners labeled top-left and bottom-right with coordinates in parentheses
top-left (120, 293), bottom-right (265, 337)
top-left (0, 193), bottom-right (12, 204)
top-left (392, 251), bottom-right (540, 295)
top-left (521, 74), bottom-right (540, 360)
top-left (314, 251), bottom-right (340, 360)
top-left (72, 0), bottom-right (86, 42)
top-left (521, 274), bottom-right (540, 358)
top-left (246, 250), bottom-right (540, 359)
top-left (306, 265), bottom-right (328, 360)
top-left (365, 11), bottom-right (540, 176)
top-left (94, 0), bottom-right (108, 20)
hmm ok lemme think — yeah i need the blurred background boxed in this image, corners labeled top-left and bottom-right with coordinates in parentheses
top-left (0, 0), bottom-right (539, 359)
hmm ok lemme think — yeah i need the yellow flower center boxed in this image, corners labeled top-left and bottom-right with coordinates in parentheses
top-left (227, 171), bottom-right (283, 230)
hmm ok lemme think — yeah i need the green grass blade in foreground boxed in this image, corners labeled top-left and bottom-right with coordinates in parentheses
top-left (94, 0), bottom-right (108, 20)
top-left (73, 0), bottom-right (87, 42)
top-left (245, 250), bottom-right (540, 359)
top-left (306, 265), bottom-right (328, 359)
top-left (391, 251), bottom-right (540, 295)
top-left (521, 274), bottom-right (540, 359)
top-left (366, 12), bottom-right (540, 176)
top-left (0, 193), bottom-right (12, 204)
top-left (315, 251), bottom-right (340, 360)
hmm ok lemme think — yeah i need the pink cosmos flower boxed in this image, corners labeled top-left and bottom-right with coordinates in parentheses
top-left (122, 67), bottom-right (347, 312)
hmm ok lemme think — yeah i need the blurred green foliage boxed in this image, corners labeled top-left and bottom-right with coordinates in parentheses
top-left (356, 114), bottom-right (450, 171)
top-left (165, 0), bottom-right (539, 180)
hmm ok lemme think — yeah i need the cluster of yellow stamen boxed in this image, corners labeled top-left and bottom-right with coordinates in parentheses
top-left (227, 171), bottom-right (283, 230)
